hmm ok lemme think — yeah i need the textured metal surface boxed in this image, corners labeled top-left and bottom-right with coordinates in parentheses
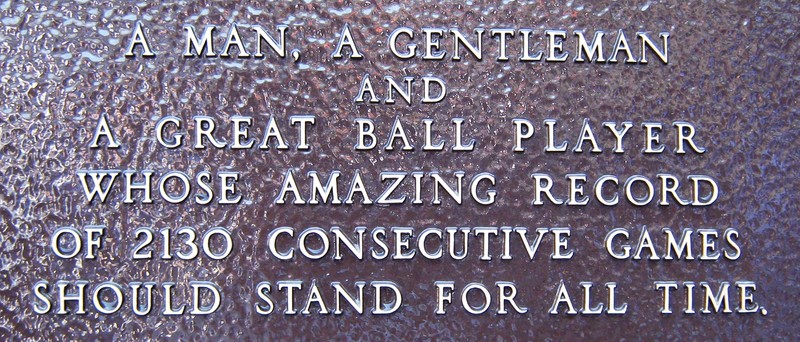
top-left (1, 0), bottom-right (799, 340)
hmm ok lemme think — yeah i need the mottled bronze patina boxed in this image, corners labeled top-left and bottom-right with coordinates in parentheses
top-left (0, 1), bottom-right (798, 340)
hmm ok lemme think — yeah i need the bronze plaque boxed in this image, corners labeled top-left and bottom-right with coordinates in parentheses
top-left (2, 1), bottom-right (798, 340)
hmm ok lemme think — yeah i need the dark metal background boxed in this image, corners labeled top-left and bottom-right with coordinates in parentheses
top-left (1, 1), bottom-right (798, 340)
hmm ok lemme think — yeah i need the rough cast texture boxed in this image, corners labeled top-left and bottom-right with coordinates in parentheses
top-left (0, 0), bottom-right (798, 340)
